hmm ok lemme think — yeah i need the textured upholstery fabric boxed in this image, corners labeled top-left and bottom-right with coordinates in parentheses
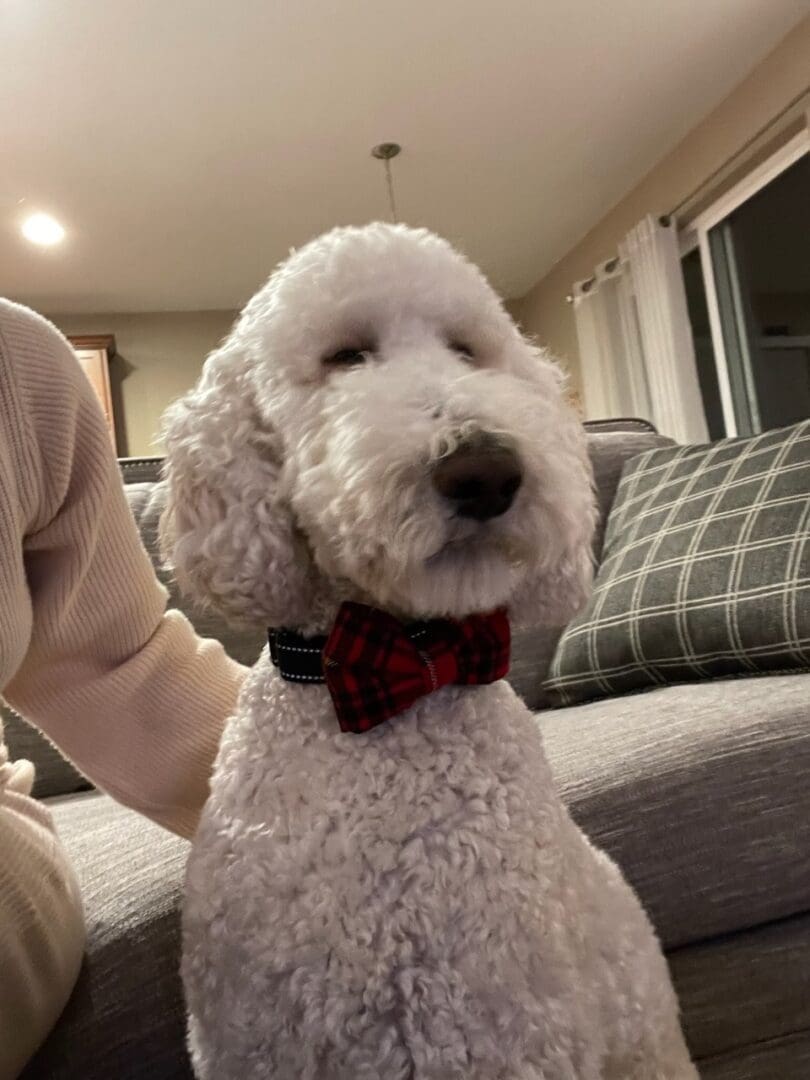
top-left (546, 422), bottom-right (810, 706)
top-left (668, 910), bottom-right (810, 1062)
top-left (1, 707), bottom-right (90, 799)
top-left (21, 793), bottom-right (191, 1080)
top-left (585, 424), bottom-right (675, 561)
top-left (507, 622), bottom-right (571, 711)
top-left (117, 456), bottom-right (165, 485)
top-left (540, 673), bottom-right (810, 950)
top-left (509, 423), bottom-right (674, 709)
top-left (698, 1031), bottom-right (810, 1080)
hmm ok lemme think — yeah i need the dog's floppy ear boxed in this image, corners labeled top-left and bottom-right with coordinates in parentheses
top-left (159, 339), bottom-right (313, 627)
top-left (510, 340), bottom-right (597, 628)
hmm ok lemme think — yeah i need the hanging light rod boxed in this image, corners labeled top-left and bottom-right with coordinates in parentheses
top-left (371, 142), bottom-right (402, 223)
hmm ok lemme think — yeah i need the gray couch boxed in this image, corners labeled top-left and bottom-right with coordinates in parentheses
top-left (6, 420), bottom-right (810, 1079)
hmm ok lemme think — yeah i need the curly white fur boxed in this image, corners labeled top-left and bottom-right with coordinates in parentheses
top-left (162, 223), bottom-right (696, 1079)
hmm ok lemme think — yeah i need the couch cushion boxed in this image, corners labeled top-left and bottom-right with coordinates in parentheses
top-left (545, 421), bottom-right (810, 707)
top-left (21, 792), bottom-right (191, 1079)
top-left (584, 424), bottom-right (675, 561)
top-left (669, 909), bottom-right (810, 1064)
top-left (540, 672), bottom-right (810, 950)
top-left (508, 425), bottom-right (674, 709)
top-left (698, 1029), bottom-right (810, 1080)
top-left (118, 456), bottom-right (165, 485)
top-left (1, 708), bottom-right (91, 799)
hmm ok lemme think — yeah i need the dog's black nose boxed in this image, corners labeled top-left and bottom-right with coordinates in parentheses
top-left (432, 436), bottom-right (523, 521)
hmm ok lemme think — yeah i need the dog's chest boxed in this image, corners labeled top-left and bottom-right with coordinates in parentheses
top-left (182, 661), bottom-right (590, 1077)
top-left (192, 662), bottom-right (565, 927)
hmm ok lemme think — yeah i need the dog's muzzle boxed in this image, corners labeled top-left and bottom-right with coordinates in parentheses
top-left (432, 433), bottom-right (523, 521)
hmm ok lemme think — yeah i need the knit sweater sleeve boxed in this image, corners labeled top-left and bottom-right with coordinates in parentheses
top-left (1, 301), bottom-right (245, 838)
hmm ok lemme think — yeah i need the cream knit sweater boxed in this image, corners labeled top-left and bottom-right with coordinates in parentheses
top-left (0, 299), bottom-right (245, 1076)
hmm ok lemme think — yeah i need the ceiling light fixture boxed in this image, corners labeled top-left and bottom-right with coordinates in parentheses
top-left (21, 212), bottom-right (66, 246)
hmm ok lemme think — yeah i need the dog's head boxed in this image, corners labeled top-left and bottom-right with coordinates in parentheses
top-left (161, 223), bottom-right (595, 631)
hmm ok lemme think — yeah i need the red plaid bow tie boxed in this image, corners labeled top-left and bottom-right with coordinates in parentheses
top-left (269, 602), bottom-right (510, 733)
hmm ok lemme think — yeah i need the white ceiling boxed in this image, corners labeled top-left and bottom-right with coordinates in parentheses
top-left (2, 0), bottom-right (808, 313)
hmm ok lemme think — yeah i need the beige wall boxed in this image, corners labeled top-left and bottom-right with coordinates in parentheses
top-left (510, 16), bottom-right (810, 395)
top-left (49, 310), bottom-right (237, 457)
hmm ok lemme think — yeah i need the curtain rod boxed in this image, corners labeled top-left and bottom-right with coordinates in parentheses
top-left (565, 83), bottom-right (810, 304)
top-left (570, 220), bottom-right (671, 299)
top-left (668, 83), bottom-right (809, 221)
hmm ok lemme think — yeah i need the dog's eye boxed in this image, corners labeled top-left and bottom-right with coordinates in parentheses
top-left (450, 342), bottom-right (475, 361)
top-left (324, 347), bottom-right (370, 367)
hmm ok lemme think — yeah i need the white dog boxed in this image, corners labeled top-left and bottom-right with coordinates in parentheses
top-left (161, 222), bottom-right (696, 1080)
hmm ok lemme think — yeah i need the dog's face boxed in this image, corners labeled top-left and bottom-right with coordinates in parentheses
top-left (161, 224), bottom-right (595, 629)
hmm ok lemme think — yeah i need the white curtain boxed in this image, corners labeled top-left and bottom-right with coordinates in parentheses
top-left (573, 215), bottom-right (709, 443)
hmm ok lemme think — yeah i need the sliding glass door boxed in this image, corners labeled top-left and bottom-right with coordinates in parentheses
top-left (681, 131), bottom-right (810, 437)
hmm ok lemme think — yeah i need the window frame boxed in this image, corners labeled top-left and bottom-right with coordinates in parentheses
top-left (678, 126), bottom-right (810, 437)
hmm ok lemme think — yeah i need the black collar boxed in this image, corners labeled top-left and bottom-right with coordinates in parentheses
top-left (268, 615), bottom-right (442, 685)
top-left (268, 628), bottom-right (329, 684)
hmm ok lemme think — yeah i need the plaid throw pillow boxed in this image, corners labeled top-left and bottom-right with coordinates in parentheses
top-left (544, 420), bottom-right (810, 707)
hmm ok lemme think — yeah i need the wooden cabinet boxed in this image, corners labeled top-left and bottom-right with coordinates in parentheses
top-left (69, 334), bottom-right (117, 444)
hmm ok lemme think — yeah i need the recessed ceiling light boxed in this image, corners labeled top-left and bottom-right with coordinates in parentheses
top-left (22, 212), bottom-right (65, 246)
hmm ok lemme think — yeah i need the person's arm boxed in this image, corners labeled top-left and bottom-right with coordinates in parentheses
top-left (1, 300), bottom-right (245, 838)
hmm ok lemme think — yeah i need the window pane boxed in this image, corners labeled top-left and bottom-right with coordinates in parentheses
top-left (708, 152), bottom-right (810, 433)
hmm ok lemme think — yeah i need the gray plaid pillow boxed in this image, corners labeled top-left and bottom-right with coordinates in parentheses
top-left (544, 420), bottom-right (810, 706)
